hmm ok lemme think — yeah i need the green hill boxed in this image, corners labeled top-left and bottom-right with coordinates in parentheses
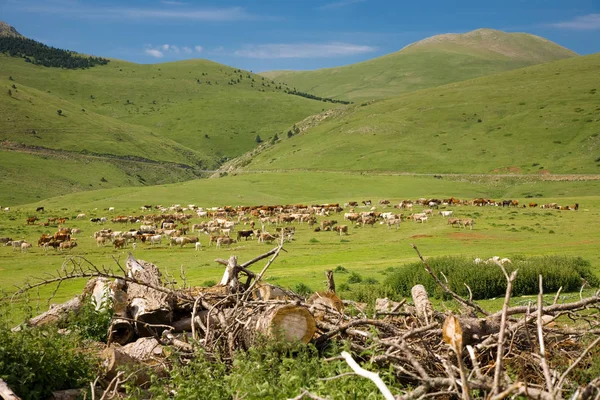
top-left (261, 29), bottom-right (577, 101)
top-left (0, 35), bottom-right (332, 204)
top-left (236, 53), bottom-right (600, 175)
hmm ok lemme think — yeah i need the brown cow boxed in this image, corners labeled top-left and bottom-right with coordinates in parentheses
top-left (113, 237), bottom-right (126, 249)
top-left (333, 225), bottom-right (349, 236)
top-left (59, 241), bottom-right (78, 251)
top-left (26, 216), bottom-right (38, 225)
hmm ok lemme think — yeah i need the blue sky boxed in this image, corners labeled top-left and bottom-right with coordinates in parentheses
top-left (2, 0), bottom-right (599, 72)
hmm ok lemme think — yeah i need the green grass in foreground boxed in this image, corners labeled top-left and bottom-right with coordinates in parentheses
top-left (1, 173), bottom-right (599, 321)
top-left (246, 53), bottom-right (600, 175)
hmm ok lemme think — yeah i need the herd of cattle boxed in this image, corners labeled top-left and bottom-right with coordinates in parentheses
top-left (1, 197), bottom-right (580, 253)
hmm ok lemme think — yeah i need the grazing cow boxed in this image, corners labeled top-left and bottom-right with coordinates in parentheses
top-left (9, 240), bottom-right (25, 251)
top-left (320, 220), bottom-right (338, 230)
top-left (96, 236), bottom-right (107, 247)
top-left (379, 199), bottom-right (390, 206)
top-left (21, 242), bottom-right (32, 253)
top-left (423, 209), bottom-right (434, 216)
top-left (59, 241), bottom-right (78, 251)
top-left (108, 207), bottom-right (115, 212)
top-left (460, 219), bottom-right (474, 230)
top-left (90, 218), bottom-right (101, 223)
top-left (362, 200), bottom-right (372, 206)
top-left (44, 240), bottom-right (61, 250)
top-left (348, 201), bottom-right (358, 207)
top-left (71, 228), bottom-right (81, 235)
top-left (170, 236), bottom-right (198, 248)
top-left (76, 213), bottom-right (86, 219)
top-left (412, 213), bottom-right (427, 223)
top-left (237, 230), bottom-right (254, 241)
top-left (216, 236), bottom-right (236, 248)
top-left (571, 203), bottom-right (579, 211)
top-left (147, 234), bottom-right (162, 246)
top-left (26, 216), bottom-right (38, 225)
top-left (53, 233), bottom-right (71, 243)
top-left (36, 206), bottom-right (44, 212)
top-left (0, 237), bottom-right (13, 244)
top-left (113, 238), bottom-right (126, 249)
top-left (528, 202), bottom-right (538, 208)
top-left (195, 242), bottom-right (202, 251)
top-left (333, 225), bottom-right (349, 236)
top-left (258, 232), bottom-right (277, 243)
top-left (439, 211), bottom-right (453, 217)
top-left (447, 218), bottom-right (461, 227)
top-left (37, 234), bottom-right (53, 247)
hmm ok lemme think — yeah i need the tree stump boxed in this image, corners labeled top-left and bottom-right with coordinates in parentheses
top-left (245, 304), bottom-right (316, 346)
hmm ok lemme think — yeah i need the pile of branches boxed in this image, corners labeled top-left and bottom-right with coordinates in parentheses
top-left (3, 242), bottom-right (600, 399)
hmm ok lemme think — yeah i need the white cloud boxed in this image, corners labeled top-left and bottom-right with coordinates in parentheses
top-left (318, 0), bottom-right (366, 10)
top-left (145, 49), bottom-right (164, 58)
top-left (549, 14), bottom-right (600, 30)
top-left (145, 44), bottom-right (201, 58)
top-left (194, 45), bottom-right (203, 53)
top-left (234, 42), bottom-right (377, 59)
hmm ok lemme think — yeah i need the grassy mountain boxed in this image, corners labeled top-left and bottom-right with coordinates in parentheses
top-left (0, 31), bottom-right (332, 204)
top-left (262, 29), bottom-right (577, 102)
top-left (237, 53), bottom-right (600, 175)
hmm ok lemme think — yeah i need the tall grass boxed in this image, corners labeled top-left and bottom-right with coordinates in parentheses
top-left (384, 255), bottom-right (599, 300)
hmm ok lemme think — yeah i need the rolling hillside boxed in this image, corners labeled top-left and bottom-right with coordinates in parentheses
top-left (262, 29), bottom-right (577, 101)
top-left (0, 26), bottom-right (333, 205)
top-left (236, 53), bottom-right (600, 175)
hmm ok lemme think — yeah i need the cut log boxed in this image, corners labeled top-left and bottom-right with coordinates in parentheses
top-left (375, 298), bottom-right (403, 314)
top-left (126, 254), bottom-right (173, 337)
top-left (0, 378), bottom-right (21, 400)
top-left (109, 280), bottom-right (135, 345)
top-left (252, 282), bottom-right (293, 301)
top-left (246, 304), bottom-right (316, 346)
top-left (121, 337), bottom-right (164, 359)
top-left (102, 346), bottom-right (151, 387)
top-left (13, 296), bottom-right (82, 331)
top-left (411, 284), bottom-right (433, 323)
top-left (456, 316), bottom-right (501, 346)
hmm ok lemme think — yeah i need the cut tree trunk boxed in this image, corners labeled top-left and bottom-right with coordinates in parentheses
top-left (411, 284), bottom-right (433, 323)
top-left (13, 296), bottom-right (81, 331)
top-left (109, 280), bottom-right (135, 345)
top-left (245, 304), bottom-right (316, 347)
top-left (126, 254), bottom-right (173, 337)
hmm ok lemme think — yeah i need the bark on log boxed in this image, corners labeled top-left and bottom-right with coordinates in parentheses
top-left (245, 304), bottom-right (316, 346)
top-left (13, 296), bottom-right (82, 331)
top-left (121, 337), bottom-right (164, 360)
top-left (126, 255), bottom-right (173, 337)
top-left (101, 346), bottom-right (158, 387)
top-left (456, 316), bottom-right (501, 346)
top-left (375, 298), bottom-right (403, 314)
top-left (51, 388), bottom-right (99, 400)
top-left (109, 280), bottom-right (135, 345)
top-left (0, 378), bottom-right (21, 400)
top-left (252, 282), bottom-right (293, 301)
top-left (411, 285), bottom-right (434, 323)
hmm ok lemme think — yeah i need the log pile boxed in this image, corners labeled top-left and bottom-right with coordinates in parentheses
top-left (8, 243), bottom-right (600, 399)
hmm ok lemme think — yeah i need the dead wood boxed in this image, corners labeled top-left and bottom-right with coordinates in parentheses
top-left (0, 378), bottom-right (21, 400)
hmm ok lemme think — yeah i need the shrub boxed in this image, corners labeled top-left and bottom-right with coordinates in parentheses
top-left (0, 323), bottom-right (96, 400)
top-left (292, 283), bottom-right (313, 297)
top-left (384, 255), bottom-right (599, 300)
top-left (333, 265), bottom-right (348, 273)
top-left (347, 272), bottom-right (363, 284)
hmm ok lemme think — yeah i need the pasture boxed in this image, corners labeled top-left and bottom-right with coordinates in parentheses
top-left (1, 172), bottom-right (599, 321)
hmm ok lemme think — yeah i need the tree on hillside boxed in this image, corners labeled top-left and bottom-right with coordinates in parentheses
top-left (255, 135), bottom-right (263, 144)
top-left (57, 109), bottom-right (63, 116)
top-left (287, 130), bottom-right (293, 138)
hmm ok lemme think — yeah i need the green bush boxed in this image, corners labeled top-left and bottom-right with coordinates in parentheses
top-left (62, 297), bottom-right (112, 342)
top-left (0, 323), bottom-right (96, 399)
top-left (145, 340), bottom-right (397, 399)
top-left (347, 272), bottom-right (363, 284)
top-left (384, 255), bottom-right (599, 300)
top-left (292, 283), bottom-right (313, 297)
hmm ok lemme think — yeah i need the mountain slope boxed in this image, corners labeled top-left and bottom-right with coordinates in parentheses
top-left (239, 53), bottom-right (600, 175)
top-left (262, 29), bottom-right (577, 101)
top-left (0, 21), bottom-right (22, 38)
top-left (0, 27), bottom-right (333, 204)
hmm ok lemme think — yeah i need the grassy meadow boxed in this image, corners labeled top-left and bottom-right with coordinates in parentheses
top-left (262, 29), bottom-right (576, 102)
top-left (0, 55), bottom-right (331, 204)
top-left (1, 172), bottom-right (599, 321)
top-left (246, 53), bottom-right (600, 174)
